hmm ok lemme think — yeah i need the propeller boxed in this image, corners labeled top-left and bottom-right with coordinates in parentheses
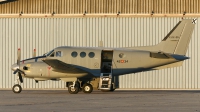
top-left (14, 48), bottom-right (23, 83)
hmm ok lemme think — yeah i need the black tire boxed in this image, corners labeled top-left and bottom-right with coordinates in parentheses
top-left (110, 84), bottom-right (116, 92)
top-left (82, 83), bottom-right (93, 93)
top-left (12, 84), bottom-right (22, 93)
top-left (68, 83), bottom-right (79, 94)
top-left (110, 88), bottom-right (115, 92)
top-left (79, 88), bottom-right (82, 92)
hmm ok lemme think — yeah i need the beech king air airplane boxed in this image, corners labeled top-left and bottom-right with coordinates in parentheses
top-left (11, 19), bottom-right (197, 94)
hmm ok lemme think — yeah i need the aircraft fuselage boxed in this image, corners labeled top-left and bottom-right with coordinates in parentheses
top-left (11, 46), bottom-right (188, 80)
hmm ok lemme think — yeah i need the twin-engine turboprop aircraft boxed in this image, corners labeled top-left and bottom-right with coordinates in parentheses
top-left (11, 19), bottom-right (196, 94)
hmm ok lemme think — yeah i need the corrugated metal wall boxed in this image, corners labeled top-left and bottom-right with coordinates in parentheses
top-left (0, 17), bottom-right (200, 89)
top-left (1, 0), bottom-right (200, 14)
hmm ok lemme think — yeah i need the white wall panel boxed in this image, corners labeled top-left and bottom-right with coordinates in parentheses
top-left (0, 17), bottom-right (200, 89)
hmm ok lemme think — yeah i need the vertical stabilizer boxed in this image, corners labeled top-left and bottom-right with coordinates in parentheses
top-left (128, 19), bottom-right (196, 55)
top-left (157, 19), bottom-right (196, 55)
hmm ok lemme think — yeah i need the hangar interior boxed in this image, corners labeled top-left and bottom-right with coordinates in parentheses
top-left (0, 0), bottom-right (200, 89)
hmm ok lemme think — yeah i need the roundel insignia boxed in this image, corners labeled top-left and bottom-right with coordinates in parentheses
top-left (94, 62), bottom-right (99, 68)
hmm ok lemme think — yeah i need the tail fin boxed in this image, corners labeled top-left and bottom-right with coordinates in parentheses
top-left (157, 19), bottom-right (196, 55)
top-left (128, 19), bottom-right (196, 55)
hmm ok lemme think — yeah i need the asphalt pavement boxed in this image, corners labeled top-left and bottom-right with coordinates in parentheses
top-left (0, 90), bottom-right (200, 112)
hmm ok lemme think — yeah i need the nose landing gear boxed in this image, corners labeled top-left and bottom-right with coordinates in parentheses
top-left (12, 75), bottom-right (22, 93)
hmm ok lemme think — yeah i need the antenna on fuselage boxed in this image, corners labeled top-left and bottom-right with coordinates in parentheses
top-left (99, 41), bottom-right (103, 47)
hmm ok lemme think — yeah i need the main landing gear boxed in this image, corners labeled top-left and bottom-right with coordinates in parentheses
top-left (68, 81), bottom-right (79, 94)
top-left (67, 81), bottom-right (93, 94)
top-left (12, 75), bottom-right (22, 93)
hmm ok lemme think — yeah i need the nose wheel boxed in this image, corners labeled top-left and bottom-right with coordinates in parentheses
top-left (12, 84), bottom-right (22, 93)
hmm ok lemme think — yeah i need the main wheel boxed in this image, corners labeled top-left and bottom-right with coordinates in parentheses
top-left (68, 83), bottom-right (79, 94)
top-left (82, 83), bottom-right (93, 93)
top-left (12, 84), bottom-right (22, 93)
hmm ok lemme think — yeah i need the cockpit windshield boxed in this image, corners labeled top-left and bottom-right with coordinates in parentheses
top-left (44, 49), bottom-right (54, 56)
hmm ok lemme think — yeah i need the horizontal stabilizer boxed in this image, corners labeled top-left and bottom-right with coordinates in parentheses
top-left (152, 61), bottom-right (183, 70)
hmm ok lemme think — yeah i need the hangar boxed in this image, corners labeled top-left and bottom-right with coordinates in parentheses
top-left (0, 0), bottom-right (200, 90)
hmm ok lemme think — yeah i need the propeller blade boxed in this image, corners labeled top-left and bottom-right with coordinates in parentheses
top-left (17, 48), bottom-right (21, 65)
top-left (33, 49), bottom-right (36, 57)
top-left (13, 69), bottom-right (18, 74)
top-left (18, 72), bottom-right (23, 83)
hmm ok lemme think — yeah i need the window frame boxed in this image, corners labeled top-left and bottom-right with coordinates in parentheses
top-left (80, 52), bottom-right (86, 58)
top-left (71, 51), bottom-right (78, 58)
top-left (88, 52), bottom-right (95, 58)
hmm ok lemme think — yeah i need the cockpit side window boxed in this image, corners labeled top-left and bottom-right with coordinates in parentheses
top-left (46, 50), bottom-right (54, 56)
top-left (50, 52), bottom-right (55, 57)
top-left (56, 51), bottom-right (62, 57)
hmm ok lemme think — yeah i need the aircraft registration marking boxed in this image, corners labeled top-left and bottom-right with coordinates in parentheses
top-left (117, 60), bottom-right (128, 63)
top-left (168, 36), bottom-right (180, 41)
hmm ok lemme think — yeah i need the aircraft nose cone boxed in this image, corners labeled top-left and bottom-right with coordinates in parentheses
top-left (11, 63), bottom-right (19, 71)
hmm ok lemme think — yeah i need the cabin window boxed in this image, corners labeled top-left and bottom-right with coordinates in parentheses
top-left (71, 51), bottom-right (78, 58)
top-left (80, 52), bottom-right (86, 58)
top-left (89, 52), bottom-right (95, 58)
top-left (56, 51), bottom-right (62, 57)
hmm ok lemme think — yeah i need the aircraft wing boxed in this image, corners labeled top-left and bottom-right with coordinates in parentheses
top-left (42, 59), bottom-right (86, 73)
